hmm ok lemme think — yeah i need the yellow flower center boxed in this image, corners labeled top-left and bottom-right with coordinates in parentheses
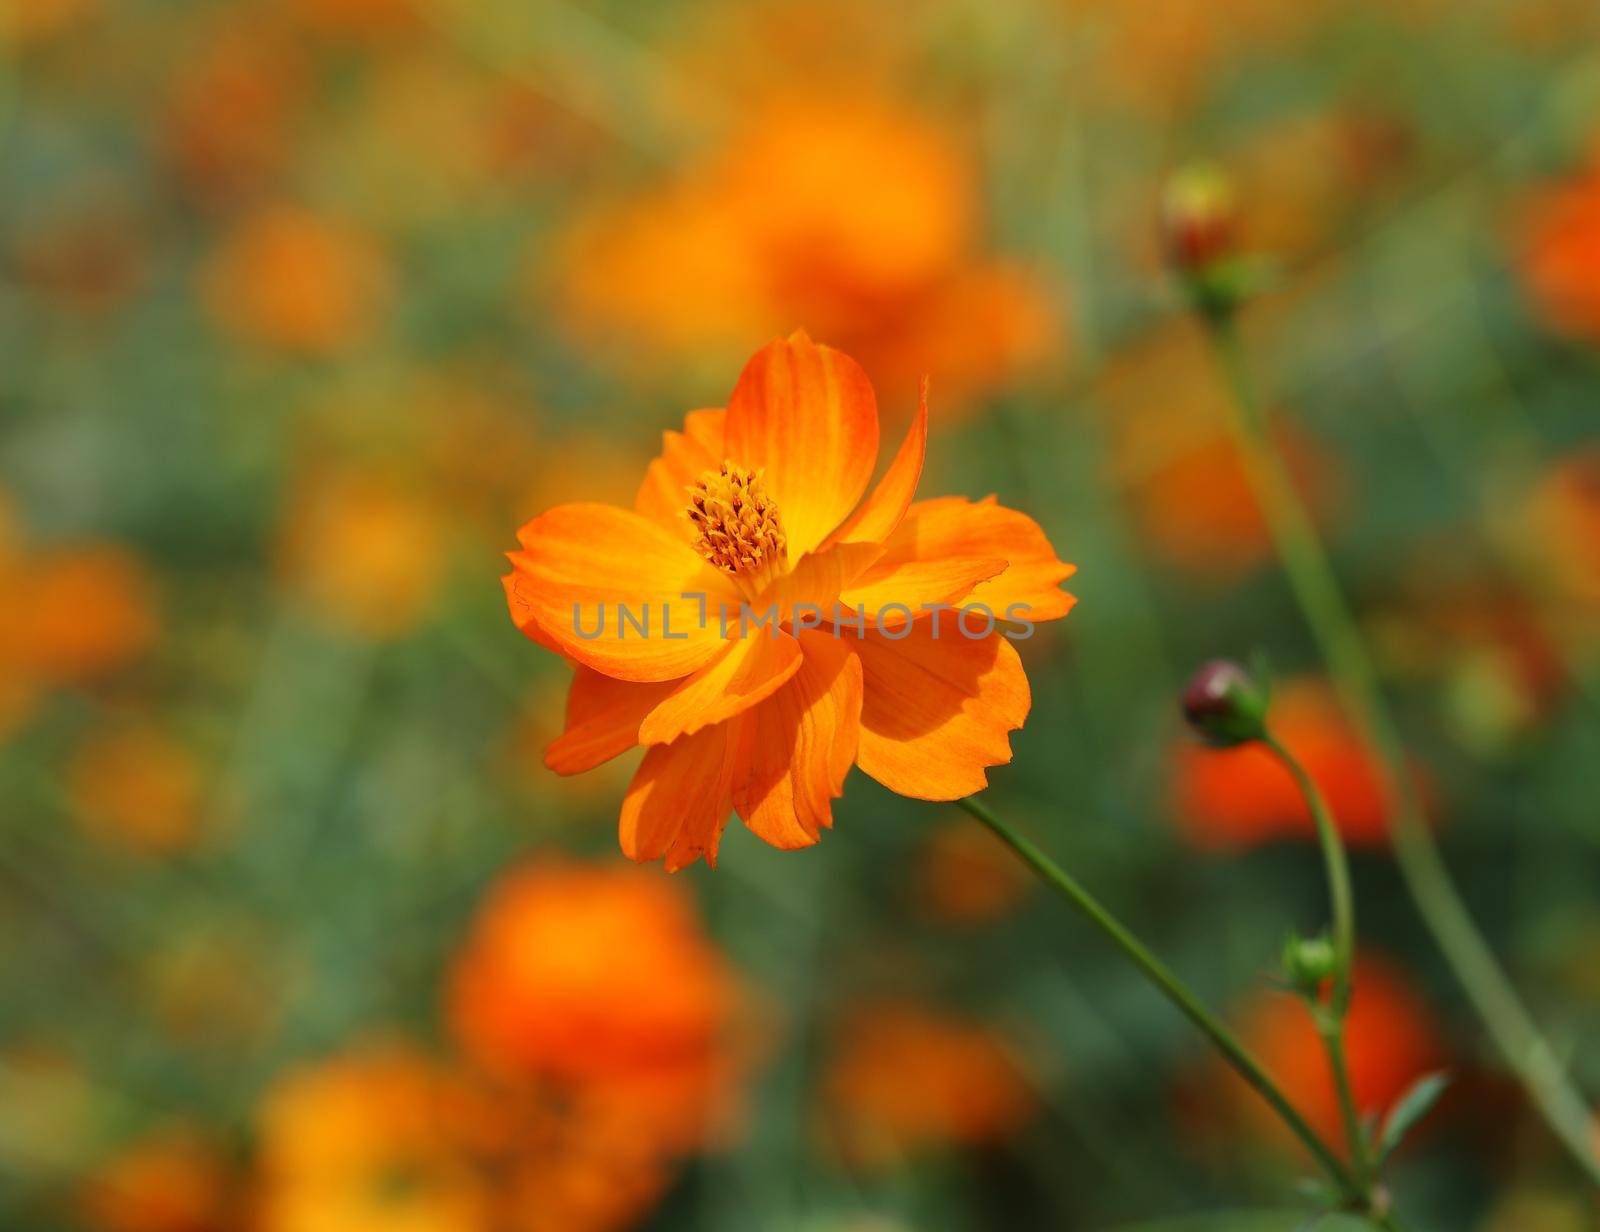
top-left (685, 462), bottom-right (788, 592)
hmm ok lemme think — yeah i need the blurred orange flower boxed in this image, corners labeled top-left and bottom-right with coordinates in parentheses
top-left (1518, 154), bottom-right (1600, 342)
top-left (447, 860), bottom-right (757, 1225)
top-left (560, 99), bottom-right (1057, 413)
top-left (0, 0), bottom-right (98, 47)
top-left (1102, 319), bottom-right (1337, 581)
top-left (278, 468), bottom-right (449, 640)
top-left (1219, 955), bottom-right (1446, 1156)
top-left (283, 0), bottom-right (419, 39)
top-left (255, 1046), bottom-right (496, 1232)
top-left (9, 544), bottom-right (158, 684)
top-left (256, 1038), bottom-right (698, 1232)
top-left (79, 1125), bottom-right (234, 1232)
top-left (913, 816), bottom-right (1032, 924)
top-left (504, 333), bottom-right (1076, 869)
top-left (1131, 427), bottom-right (1333, 579)
top-left (448, 862), bottom-right (745, 1121)
top-left (1074, 0), bottom-right (1327, 113)
top-left (1169, 679), bottom-right (1406, 849)
top-left (0, 520), bottom-right (158, 739)
top-left (1523, 447), bottom-right (1600, 609)
top-left (202, 205), bottom-right (389, 355)
top-left (823, 1002), bottom-right (1033, 1168)
top-left (67, 724), bottom-right (206, 856)
top-left (162, 14), bottom-right (305, 208)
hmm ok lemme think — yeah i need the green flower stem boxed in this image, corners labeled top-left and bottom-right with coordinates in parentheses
top-left (1263, 733), bottom-right (1356, 1006)
top-left (956, 795), bottom-right (1362, 1203)
top-left (1262, 731), bottom-right (1368, 1182)
top-left (1204, 313), bottom-right (1600, 1187)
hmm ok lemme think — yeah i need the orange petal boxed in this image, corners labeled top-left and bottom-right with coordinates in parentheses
top-left (619, 722), bottom-right (740, 870)
top-left (638, 632), bottom-right (803, 746)
top-left (823, 378), bottom-right (928, 549)
top-left (723, 333), bottom-right (879, 556)
top-left (756, 542), bottom-right (884, 616)
top-left (838, 557), bottom-right (1008, 631)
top-left (505, 503), bottom-right (741, 682)
top-left (733, 631), bottom-right (864, 849)
top-left (633, 407), bottom-right (727, 540)
top-left (854, 625), bottom-right (1031, 800)
top-left (873, 496), bottom-right (1076, 624)
top-left (545, 668), bottom-right (677, 775)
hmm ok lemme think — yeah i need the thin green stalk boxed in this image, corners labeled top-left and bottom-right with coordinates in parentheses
top-left (955, 795), bottom-right (1362, 1203)
top-left (1205, 315), bottom-right (1600, 1187)
top-left (1263, 733), bottom-right (1356, 1009)
top-left (1262, 731), bottom-right (1370, 1183)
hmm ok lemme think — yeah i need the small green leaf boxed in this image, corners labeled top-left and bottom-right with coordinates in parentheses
top-left (1375, 1070), bottom-right (1452, 1162)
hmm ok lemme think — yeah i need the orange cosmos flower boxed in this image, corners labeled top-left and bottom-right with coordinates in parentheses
top-left (822, 1002), bottom-right (1033, 1169)
top-left (504, 333), bottom-right (1076, 870)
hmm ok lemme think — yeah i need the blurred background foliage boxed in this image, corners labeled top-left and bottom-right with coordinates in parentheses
top-left (3, 0), bottom-right (1600, 1228)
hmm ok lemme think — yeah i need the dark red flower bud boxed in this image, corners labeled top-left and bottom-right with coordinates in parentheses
top-left (1161, 164), bottom-right (1237, 274)
top-left (1182, 658), bottom-right (1269, 747)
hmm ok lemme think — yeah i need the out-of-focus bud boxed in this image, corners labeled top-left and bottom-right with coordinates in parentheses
top-left (1282, 932), bottom-right (1340, 995)
top-left (1162, 163), bottom-right (1237, 273)
top-left (1181, 658), bottom-right (1269, 747)
top-left (1162, 164), bottom-right (1252, 319)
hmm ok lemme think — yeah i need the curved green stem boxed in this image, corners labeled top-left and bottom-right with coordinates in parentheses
top-left (1205, 314), bottom-right (1600, 1187)
top-left (1262, 731), bottom-right (1370, 1183)
top-left (1263, 732), bottom-right (1356, 1009)
top-left (955, 795), bottom-right (1361, 1203)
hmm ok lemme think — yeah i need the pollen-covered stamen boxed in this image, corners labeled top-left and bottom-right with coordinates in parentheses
top-left (685, 462), bottom-right (788, 591)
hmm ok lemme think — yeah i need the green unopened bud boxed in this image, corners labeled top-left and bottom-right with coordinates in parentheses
top-left (1181, 659), bottom-right (1269, 747)
top-left (1282, 933), bottom-right (1339, 994)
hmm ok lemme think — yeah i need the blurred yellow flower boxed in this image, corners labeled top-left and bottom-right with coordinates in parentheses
top-left (255, 1046), bottom-right (495, 1232)
top-left (0, 0), bottom-right (98, 47)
